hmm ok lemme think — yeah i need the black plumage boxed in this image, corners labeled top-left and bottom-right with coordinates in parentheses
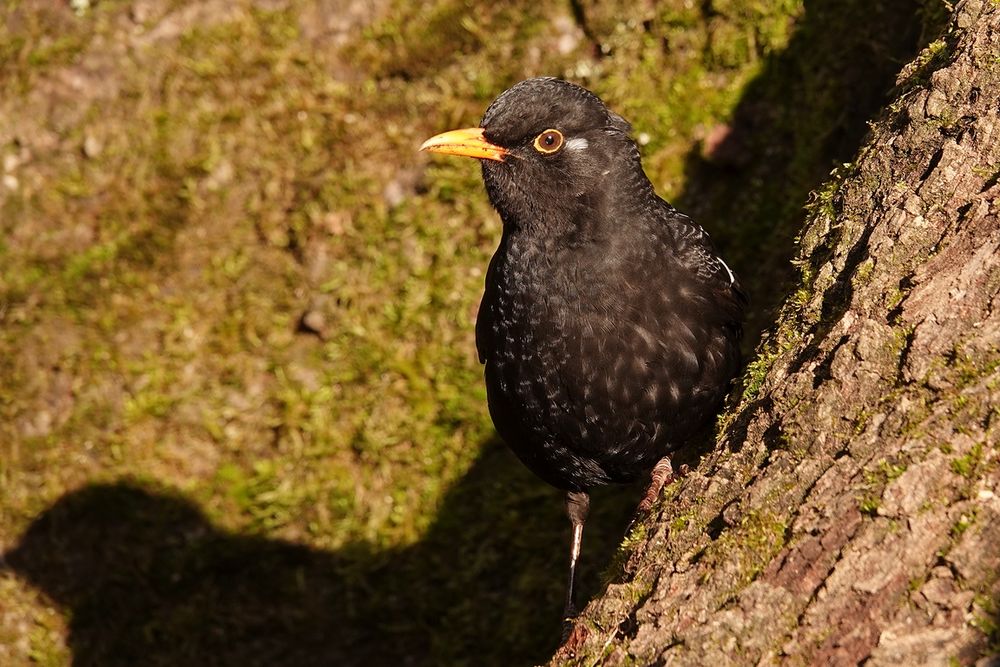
top-left (421, 77), bottom-right (746, 623)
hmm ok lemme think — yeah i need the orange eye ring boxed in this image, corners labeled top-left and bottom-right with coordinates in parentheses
top-left (533, 129), bottom-right (564, 154)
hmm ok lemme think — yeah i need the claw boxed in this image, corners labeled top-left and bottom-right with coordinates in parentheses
top-left (637, 457), bottom-right (675, 513)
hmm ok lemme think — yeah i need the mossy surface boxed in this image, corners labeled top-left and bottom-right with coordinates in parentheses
top-left (0, 0), bottom-right (944, 664)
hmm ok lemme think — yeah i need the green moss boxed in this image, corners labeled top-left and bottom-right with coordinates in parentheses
top-left (853, 409), bottom-right (874, 435)
top-left (852, 258), bottom-right (875, 288)
top-left (949, 345), bottom-right (1000, 389)
top-left (971, 594), bottom-right (1000, 652)
top-left (703, 509), bottom-right (788, 590)
top-left (949, 509), bottom-right (977, 537)
top-left (877, 459), bottom-right (907, 483)
top-left (742, 348), bottom-right (779, 400)
top-left (671, 514), bottom-right (692, 533)
top-left (625, 573), bottom-right (656, 604)
top-left (950, 442), bottom-right (985, 478)
top-left (26, 34), bottom-right (85, 67)
top-left (857, 458), bottom-right (909, 516)
top-left (859, 496), bottom-right (881, 516)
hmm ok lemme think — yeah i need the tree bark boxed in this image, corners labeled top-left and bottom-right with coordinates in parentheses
top-left (553, 1), bottom-right (1000, 664)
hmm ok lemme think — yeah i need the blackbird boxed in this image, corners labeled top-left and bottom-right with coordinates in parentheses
top-left (421, 77), bottom-right (746, 621)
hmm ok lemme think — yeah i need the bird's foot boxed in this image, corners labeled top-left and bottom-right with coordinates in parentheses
top-left (637, 457), bottom-right (675, 514)
top-left (560, 610), bottom-right (576, 644)
top-left (627, 461), bottom-right (684, 534)
top-left (557, 611), bottom-right (589, 657)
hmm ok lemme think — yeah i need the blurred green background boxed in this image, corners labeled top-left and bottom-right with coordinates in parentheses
top-left (0, 0), bottom-right (945, 664)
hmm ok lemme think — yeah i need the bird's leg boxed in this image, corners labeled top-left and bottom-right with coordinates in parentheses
top-left (563, 490), bottom-right (590, 622)
top-left (637, 456), bottom-right (674, 513)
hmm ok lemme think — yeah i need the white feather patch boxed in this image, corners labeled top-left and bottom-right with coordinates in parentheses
top-left (718, 257), bottom-right (736, 285)
top-left (565, 137), bottom-right (589, 151)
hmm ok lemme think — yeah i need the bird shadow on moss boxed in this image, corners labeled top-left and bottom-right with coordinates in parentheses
top-left (2, 439), bottom-right (639, 667)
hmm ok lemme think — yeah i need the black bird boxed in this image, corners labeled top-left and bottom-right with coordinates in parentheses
top-left (421, 77), bottom-right (746, 622)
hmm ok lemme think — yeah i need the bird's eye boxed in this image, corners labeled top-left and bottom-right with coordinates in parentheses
top-left (533, 129), bottom-right (564, 154)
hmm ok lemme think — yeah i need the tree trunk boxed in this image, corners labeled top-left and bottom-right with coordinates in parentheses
top-left (554, 1), bottom-right (1000, 664)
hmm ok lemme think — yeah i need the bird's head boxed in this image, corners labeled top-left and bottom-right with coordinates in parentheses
top-left (421, 77), bottom-right (649, 236)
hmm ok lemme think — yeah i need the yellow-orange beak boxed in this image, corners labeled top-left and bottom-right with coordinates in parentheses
top-left (419, 127), bottom-right (507, 162)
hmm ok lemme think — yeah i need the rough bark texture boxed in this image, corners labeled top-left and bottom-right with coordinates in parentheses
top-left (553, 2), bottom-right (1000, 664)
